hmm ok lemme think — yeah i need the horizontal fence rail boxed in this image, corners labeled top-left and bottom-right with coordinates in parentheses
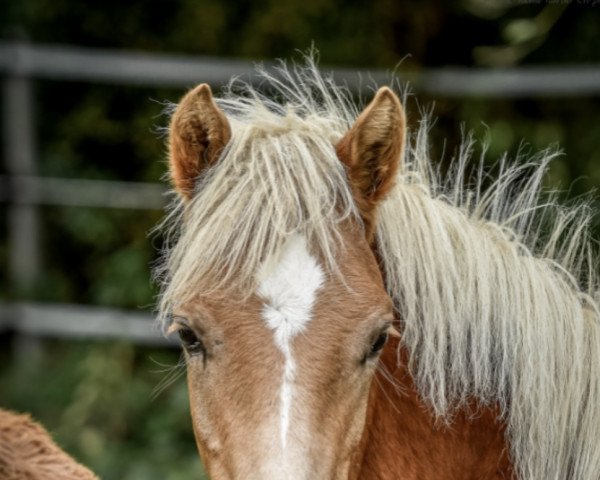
top-left (1, 41), bottom-right (600, 97)
top-left (0, 302), bottom-right (175, 347)
top-left (0, 175), bottom-right (168, 209)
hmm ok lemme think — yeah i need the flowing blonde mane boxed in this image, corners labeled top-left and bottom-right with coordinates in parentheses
top-left (378, 135), bottom-right (600, 479)
top-left (156, 59), bottom-right (600, 479)
top-left (155, 59), bottom-right (359, 320)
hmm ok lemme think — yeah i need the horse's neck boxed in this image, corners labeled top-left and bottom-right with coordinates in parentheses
top-left (351, 338), bottom-right (514, 480)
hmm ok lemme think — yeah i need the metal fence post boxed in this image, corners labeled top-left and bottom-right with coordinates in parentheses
top-left (3, 74), bottom-right (41, 295)
top-left (3, 69), bottom-right (43, 365)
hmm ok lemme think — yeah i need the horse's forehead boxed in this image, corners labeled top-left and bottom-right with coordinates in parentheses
top-left (178, 236), bottom-right (325, 333)
top-left (181, 232), bottom-right (390, 336)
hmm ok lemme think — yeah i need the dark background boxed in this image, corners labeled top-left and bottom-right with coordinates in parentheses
top-left (0, 1), bottom-right (598, 479)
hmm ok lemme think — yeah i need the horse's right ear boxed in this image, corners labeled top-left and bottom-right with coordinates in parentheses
top-left (169, 84), bottom-right (231, 200)
top-left (336, 87), bottom-right (405, 240)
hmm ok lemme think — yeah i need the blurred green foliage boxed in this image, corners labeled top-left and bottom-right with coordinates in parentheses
top-left (0, 340), bottom-right (206, 479)
top-left (0, 0), bottom-right (599, 479)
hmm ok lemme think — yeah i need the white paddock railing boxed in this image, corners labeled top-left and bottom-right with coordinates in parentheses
top-left (0, 302), bottom-right (174, 346)
top-left (1, 41), bottom-right (599, 344)
top-left (2, 41), bottom-right (600, 96)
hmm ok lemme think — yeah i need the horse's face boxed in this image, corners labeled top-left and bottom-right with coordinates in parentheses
top-left (166, 83), bottom-right (405, 479)
top-left (171, 228), bottom-right (393, 479)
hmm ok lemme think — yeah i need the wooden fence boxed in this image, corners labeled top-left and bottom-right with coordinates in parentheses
top-left (1, 41), bottom-right (599, 345)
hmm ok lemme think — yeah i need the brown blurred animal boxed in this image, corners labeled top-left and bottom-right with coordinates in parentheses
top-left (0, 408), bottom-right (98, 480)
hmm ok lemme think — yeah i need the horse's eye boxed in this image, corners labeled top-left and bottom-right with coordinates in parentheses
top-left (369, 331), bottom-right (388, 358)
top-left (178, 327), bottom-right (205, 355)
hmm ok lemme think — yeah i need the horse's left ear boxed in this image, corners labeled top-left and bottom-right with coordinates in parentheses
top-left (169, 83), bottom-right (231, 200)
top-left (336, 87), bottom-right (405, 239)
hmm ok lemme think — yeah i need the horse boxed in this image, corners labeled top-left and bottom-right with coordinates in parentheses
top-left (155, 59), bottom-right (600, 479)
top-left (0, 408), bottom-right (99, 480)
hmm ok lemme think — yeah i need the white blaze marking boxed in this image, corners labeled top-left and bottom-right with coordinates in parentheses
top-left (258, 235), bottom-right (324, 448)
